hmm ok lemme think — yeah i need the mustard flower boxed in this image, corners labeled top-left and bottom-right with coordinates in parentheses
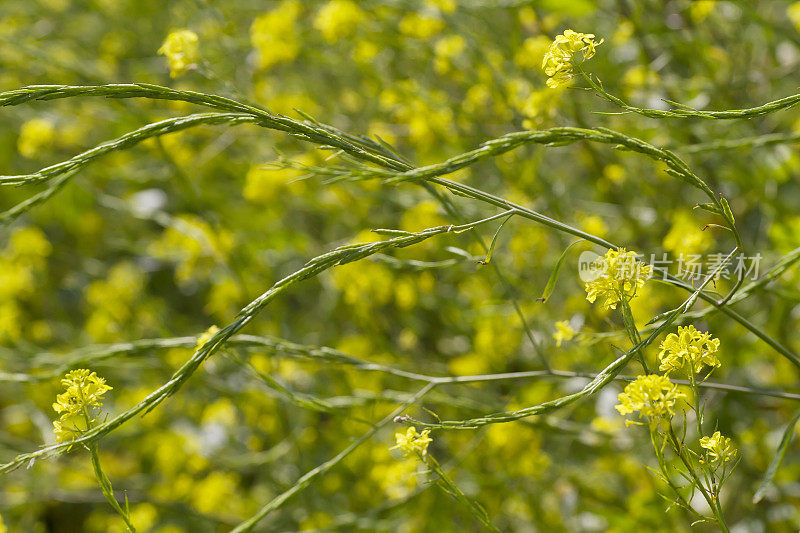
top-left (553, 320), bottom-right (576, 347)
top-left (584, 248), bottom-right (652, 310)
top-left (158, 30), bottom-right (199, 78)
top-left (392, 427), bottom-right (433, 457)
top-left (615, 374), bottom-right (684, 420)
top-left (17, 118), bottom-right (55, 158)
top-left (700, 431), bottom-right (735, 464)
top-left (658, 325), bottom-right (721, 374)
top-left (541, 29), bottom-right (603, 88)
top-left (52, 369), bottom-right (112, 443)
top-left (313, 0), bottom-right (365, 43)
top-left (251, 1), bottom-right (302, 70)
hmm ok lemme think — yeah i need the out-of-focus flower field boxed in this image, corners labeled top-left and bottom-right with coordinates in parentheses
top-left (1, 0), bottom-right (800, 531)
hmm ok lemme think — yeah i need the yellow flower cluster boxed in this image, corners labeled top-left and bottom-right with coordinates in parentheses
top-left (0, 226), bottom-right (51, 342)
top-left (662, 212), bottom-right (713, 256)
top-left (392, 427), bottom-right (432, 457)
top-left (542, 29), bottom-right (603, 88)
top-left (148, 214), bottom-right (234, 286)
top-left (399, 12), bottom-right (444, 40)
top-left (434, 34), bottom-right (466, 75)
top-left (313, 0), bottom-right (365, 43)
top-left (658, 325), bottom-right (721, 374)
top-left (553, 320), bottom-right (575, 347)
top-left (615, 374), bottom-right (684, 420)
top-left (158, 30), bottom-right (199, 78)
top-left (84, 261), bottom-right (146, 342)
top-left (584, 248), bottom-right (652, 310)
top-left (17, 118), bottom-right (55, 158)
top-left (700, 431), bottom-right (735, 464)
top-left (251, 0), bottom-right (301, 70)
top-left (52, 369), bottom-right (112, 442)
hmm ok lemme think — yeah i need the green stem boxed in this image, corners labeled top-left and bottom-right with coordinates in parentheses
top-left (648, 424), bottom-right (701, 522)
top-left (426, 455), bottom-right (502, 533)
top-left (667, 427), bottom-right (729, 532)
top-left (75, 385), bottom-right (135, 533)
top-left (90, 444), bottom-right (136, 533)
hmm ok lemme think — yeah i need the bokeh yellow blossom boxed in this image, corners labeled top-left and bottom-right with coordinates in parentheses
top-left (553, 321), bottom-right (575, 347)
top-left (158, 30), bottom-right (199, 77)
top-left (251, 1), bottom-right (302, 69)
top-left (17, 118), bottom-right (55, 158)
top-left (663, 212), bottom-right (713, 256)
top-left (313, 0), bottom-right (365, 43)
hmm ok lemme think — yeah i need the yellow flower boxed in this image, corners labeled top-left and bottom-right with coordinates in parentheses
top-left (541, 29), bottom-right (603, 88)
top-left (428, 0), bottom-right (456, 13)
top-left (392, 427), bottom-right (433, 457)
top-left (615, 374), bottom-right (684, 420)
top-left (196, 325), bottom-right (220, 351)
top-left (553, 321), bottom-right (575, 347)
top-left (700, 431), bottom-right (735, 463)
top-left (662, 212), bottom-right (713, 256)
top-left (52, 369), bottom-right (112, 442)
top-left (584, 248), bottom-right (652, 310)
top-left (434, 34), bottom-right (466, 74)
top-left (658, 325), bottom-right (721, 374)
top-left (791, 2), bottom-right (800, 33)
top-left (17, 118), bottom-right (55, 158)
top-left (399, 13), bottom-right (444, 40)
top-left (158, 30), bottom-right (199, 78)
top-left (53, 369), bottom-right (112, 415)
top-left (251, 1), bottom-right (302, 70)
top-left (313, 0), bottom-right (365, 43)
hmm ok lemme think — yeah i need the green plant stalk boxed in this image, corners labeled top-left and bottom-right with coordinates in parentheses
top-left (89, 444), bottom-right (136, 533)
top-left (400, 254), bottom-right (728, 429)
top-left (426, 454), bottom-right (502, 533)
top-left (7, 335), bottom-right (800, 402)
top-left (579, 69), bottom-right (800, 120)
top-left (667, 427), bottom-right (729, 532)
top-left (229, 382), bottom-right (436, 532)
top-left (648, 425), bottom-right (702, 523)
top-left (420, 182), bottom-right (551, 370)
top-left (76, 387), bottom-right (135, 532)
top-left (0, 212), bottom-right (512, 473)
top-left (5, 84), bottom-right (782, 366)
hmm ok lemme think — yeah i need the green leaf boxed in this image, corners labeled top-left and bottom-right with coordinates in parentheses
top-left (694, 202), bottom-right (721, 215)
top-left (478, 214), bottom-right (513, 265)
top-left (645, 307), bottom-right (679, 326)
top-left (753, 412), bottom-right (800, 504)
top-left (538, 239), bottom-right (585, 303)
top-left (720, 197), bottom-right (735, 225)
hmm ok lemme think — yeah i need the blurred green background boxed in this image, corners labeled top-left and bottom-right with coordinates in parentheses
top-left (1, 0), bottom-right (800, 531)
